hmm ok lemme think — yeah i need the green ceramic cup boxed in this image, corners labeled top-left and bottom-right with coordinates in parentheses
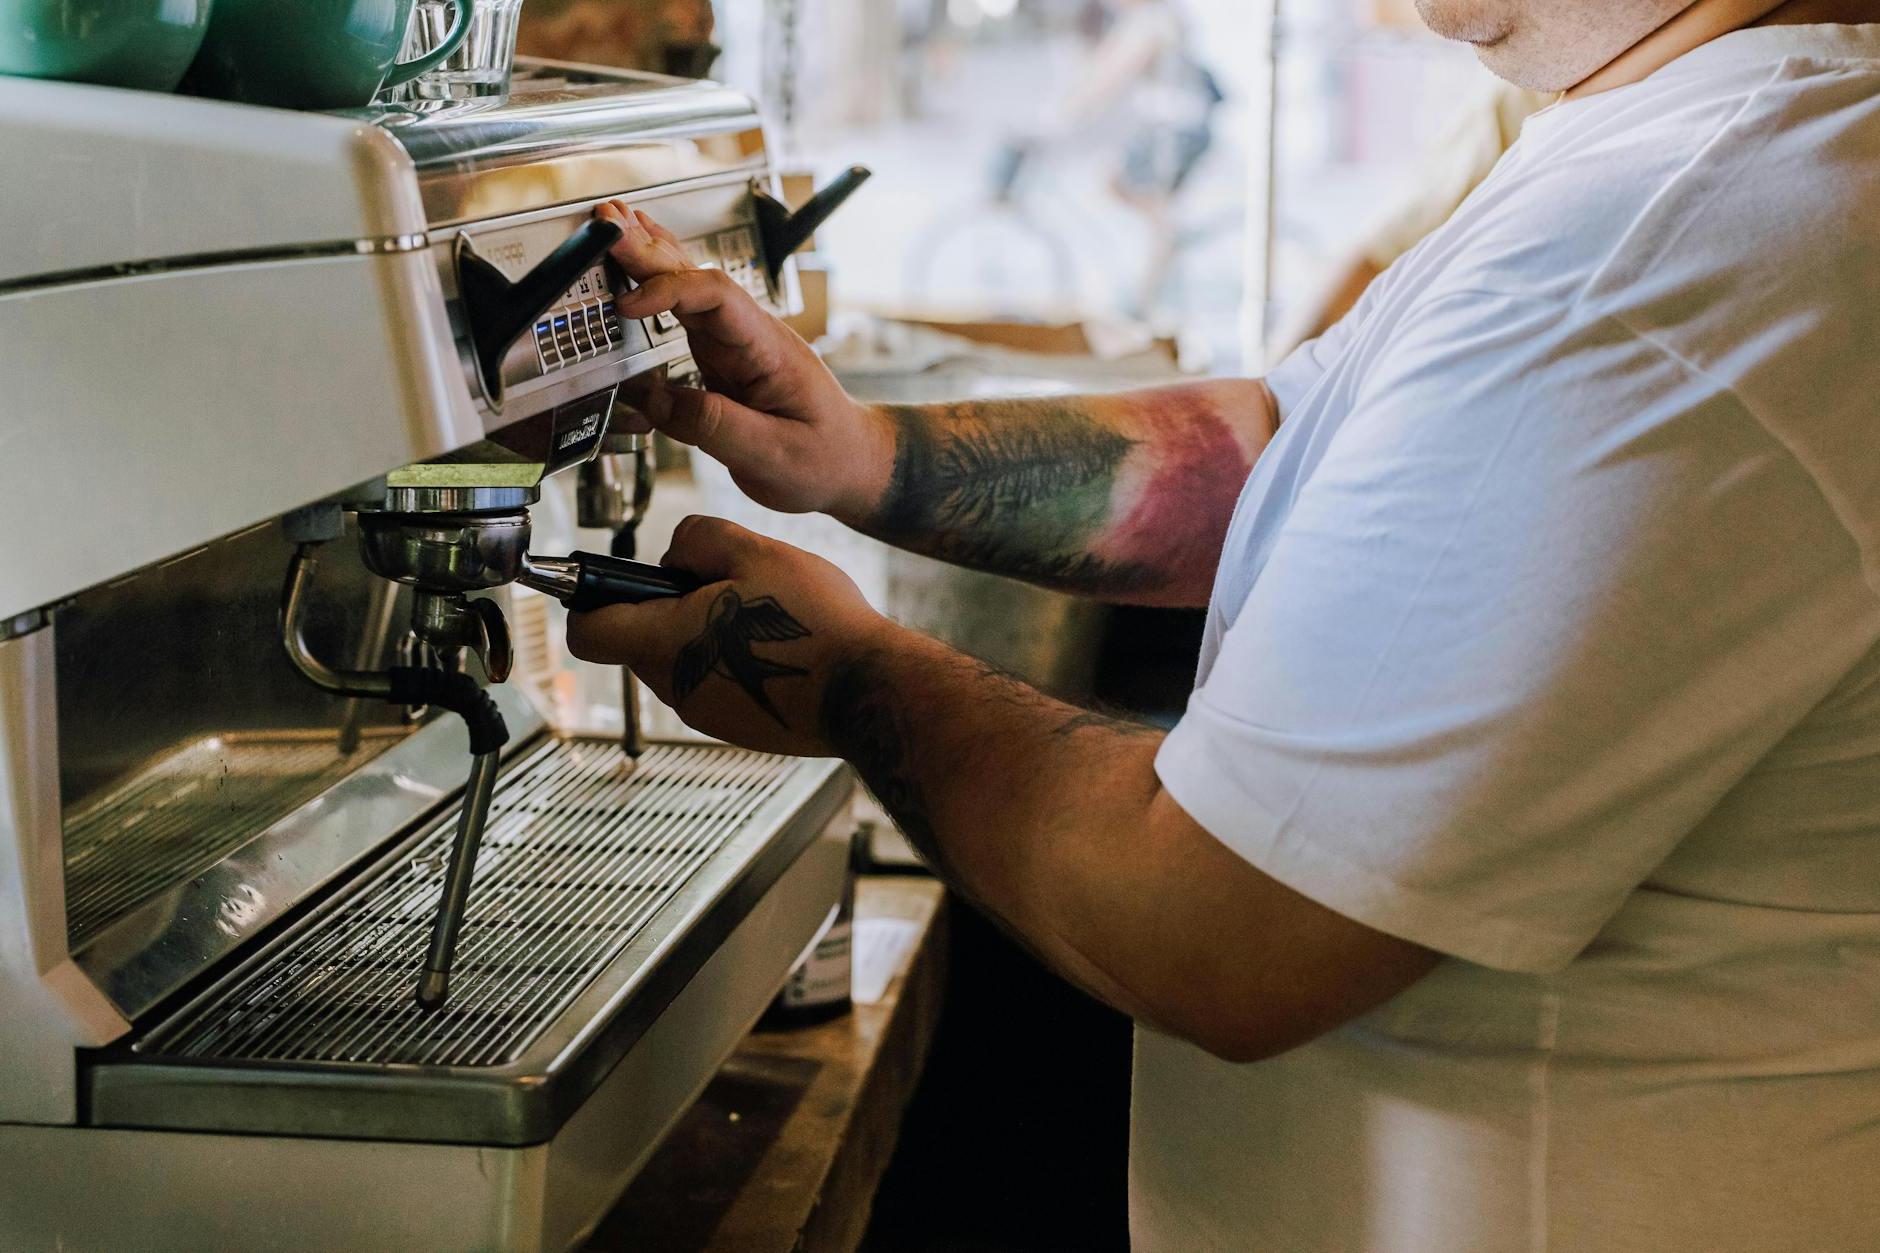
top-left (188, 0), bottom-right (470, 111)
top-left (0, 0), bottom-right (216, 93)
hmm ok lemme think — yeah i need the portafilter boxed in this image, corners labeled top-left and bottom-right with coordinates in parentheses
top-left (282, 500), bottom-right (699, 1009)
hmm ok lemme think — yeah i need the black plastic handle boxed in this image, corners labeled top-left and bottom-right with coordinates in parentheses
top-left (752, 165), bottom-right (872, 282)
top-left (562, 551), bottom-right (704, 611)
top-left (458, 218), bottom-right (625, 400)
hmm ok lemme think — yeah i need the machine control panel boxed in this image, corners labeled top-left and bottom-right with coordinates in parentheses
top-left (691, 225), bottom-right (771, 303)
top-left (452, 186), bottom-right (784, 413)
top-left (500, 223), bottom-right (772, 387)
top-left (531, 263), bottom-right (635, 372)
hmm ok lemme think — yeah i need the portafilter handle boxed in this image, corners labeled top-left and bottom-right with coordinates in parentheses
top-left (517, 551), bottom-right (704, 611)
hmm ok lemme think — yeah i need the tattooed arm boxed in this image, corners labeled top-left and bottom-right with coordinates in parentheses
top-left (569, 517), bottom-right (1440, 1063)
top-left (597, 203), bottom-right (1275, 609)
top-left (848, 384), bottom-right (1274, 606)
top-left (818, 635), bottom-right (1439, 1059)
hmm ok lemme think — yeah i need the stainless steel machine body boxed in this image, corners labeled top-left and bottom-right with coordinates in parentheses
top-left (0, 62), bottom-right (855, 1251)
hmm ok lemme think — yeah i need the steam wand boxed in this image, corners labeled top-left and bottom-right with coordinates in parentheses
top-left (575, 442), bottom-right (659, 756)
top-left (281, 543), bottom-right (510, 1011)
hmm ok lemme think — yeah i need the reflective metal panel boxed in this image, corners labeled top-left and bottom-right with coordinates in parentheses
top-left (153, 741), bottom-right (791, 1067)
top-left (374, 61), bottom-right (768, 225)
top-left (63, 731), bottom-right (400, 949)
top-left (52, 519), bottom-right (553, 1019)
top-left (71, 689), bottom-right (545, 1020)
top-left (86, 747), bottom-right (850, 1146)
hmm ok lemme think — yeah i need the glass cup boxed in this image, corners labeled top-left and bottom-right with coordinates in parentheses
top-left (394, 0), bottom-right (527, 102)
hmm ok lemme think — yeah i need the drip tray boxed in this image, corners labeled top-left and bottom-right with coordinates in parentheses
top-left (63, 730), bottom-right (408, 950)
top-left (86, 739), bottom-right (850, 1147)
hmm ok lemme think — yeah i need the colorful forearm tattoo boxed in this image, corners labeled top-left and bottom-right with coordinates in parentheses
top-left (867, 387), bottom-right (1251, 599)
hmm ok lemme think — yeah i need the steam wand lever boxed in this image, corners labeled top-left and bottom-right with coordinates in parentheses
top-left (751, 165), bottom-right (872, 284)
top-left (457, 218), bottom-right (625, 400)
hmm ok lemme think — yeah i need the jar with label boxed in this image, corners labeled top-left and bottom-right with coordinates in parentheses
top-left (761, 826), bottom-right (865, 1027)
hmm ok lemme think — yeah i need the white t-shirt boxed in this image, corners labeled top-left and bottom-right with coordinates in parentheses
top-left (1144, 25), bottom-right (1880, 1253)
top-left (1360, 79), bottom-right (1555, 270)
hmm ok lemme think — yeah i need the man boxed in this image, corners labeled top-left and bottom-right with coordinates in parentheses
top-left (573, 1), bottom-right (1880, 1246)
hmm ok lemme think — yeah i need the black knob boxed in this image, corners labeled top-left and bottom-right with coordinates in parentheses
top-left (457, 218), bottom-right (625, 403)
top-left (752, 166), bottom-right (872, 283)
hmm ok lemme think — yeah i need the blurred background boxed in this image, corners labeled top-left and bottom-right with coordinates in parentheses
top-left (519, 0), bottom-right (1507, 372)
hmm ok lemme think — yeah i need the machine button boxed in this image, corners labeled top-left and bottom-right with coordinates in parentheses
top-left (589, 300), bottom-right (613, 350)
top-left (534, 321), bottom-right (557, 368)
top-left (553, 313), bottom-right (579, 362)
top-left (570, 307), bottom-right (596, 356)
top-left (652, 310), bottom-right (679, 334)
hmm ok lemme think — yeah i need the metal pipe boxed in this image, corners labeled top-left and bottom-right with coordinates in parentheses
top-left (576, 439), bottom-right (657, 757)
top-left (620, 669), bottom-right (647, 758)
top-left (281, 544), bottom-right (395, 699)
top-left (415, 748), bottom-right (501, 1010)
top-left (338, 577), bottom-right (404, 753)
top-left (619, 443), bottom-right (654, 759)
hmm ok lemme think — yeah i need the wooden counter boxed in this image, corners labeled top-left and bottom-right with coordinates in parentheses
top-left (587, 877), bottom-right (948, 1252)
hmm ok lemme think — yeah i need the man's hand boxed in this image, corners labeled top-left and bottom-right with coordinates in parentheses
top-left (564, 512), bottom-right (1438, 1061)
top-left (564, 513), bottom-right (889, 757)
top-left (599, 201), bottom-right (1275, 607)
top-left (597, 200), bottom-right (892, 519)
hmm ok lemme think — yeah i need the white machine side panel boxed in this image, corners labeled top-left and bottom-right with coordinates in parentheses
top-left (0, 816), bottom-right (847, 1250)
top-left (0, 629), bottom-right (130, 1125)
top-left (0, 77), bottom-right (424, 285)
top-left (0, 250), bottom-right (474, 620)
top-left (0, 1123), bottom-right (545, 1252)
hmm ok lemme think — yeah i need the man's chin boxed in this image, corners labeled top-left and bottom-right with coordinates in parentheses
top-left (1413, 0), bottom-right (1511, 46)
top-left (1472, 42), bottom-right (1581, 93)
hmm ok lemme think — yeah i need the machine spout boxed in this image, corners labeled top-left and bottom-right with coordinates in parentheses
top-left (416, 748), bottom-right (502, 1011)
top-left (280, 538), bottom-right (511, 1011)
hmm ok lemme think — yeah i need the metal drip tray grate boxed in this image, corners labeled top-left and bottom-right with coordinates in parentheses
top-left (63, 732), bottom-right (402, 950)
top-left (142, 741), bottom-right (795, 1069)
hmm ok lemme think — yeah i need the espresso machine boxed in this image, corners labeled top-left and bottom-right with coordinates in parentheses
top-left (0, 62), bottom-right (865, 1251)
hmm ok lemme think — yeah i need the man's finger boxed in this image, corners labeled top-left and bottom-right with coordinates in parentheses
top-left (601, 201), bottom-right (690, 280)
top-left (663, 515), bottom-right (766, 582)
top-left (643, 385), bottom-right (783, 462)
top-left (613, 269), bottom-right (761, 334)
top-left (637, 210), bottom-right (685, 249)
top-left (565, 593), bottom-right (699, 670)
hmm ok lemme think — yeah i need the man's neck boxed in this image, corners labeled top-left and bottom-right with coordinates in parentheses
top-left (1564, 0), bottom-right (1878, 99)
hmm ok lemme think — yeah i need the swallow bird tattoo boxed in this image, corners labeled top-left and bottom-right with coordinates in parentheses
top-left (672, 589), bottom-right (813, 726)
